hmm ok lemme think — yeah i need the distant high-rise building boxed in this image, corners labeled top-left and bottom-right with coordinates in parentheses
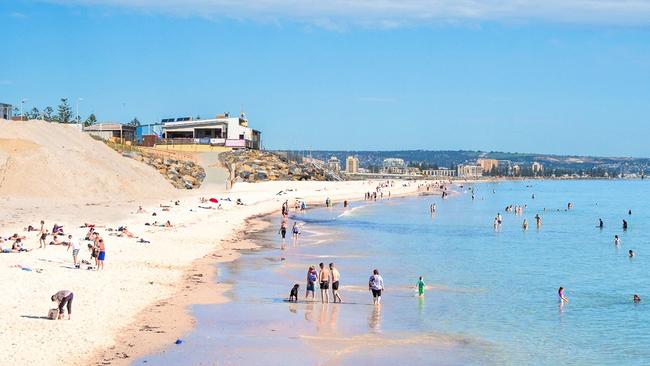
top-left (328, 156), bottom-right (341, 172)
top-left (345, 156), bottom-right (359, 174)
top-left (532, 162), bottom-right (544, 175)
top-left (477, 158), bottom-right (499, 174)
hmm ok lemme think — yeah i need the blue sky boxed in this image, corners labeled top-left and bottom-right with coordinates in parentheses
top-left (2, 1), bottom-right (650, 156)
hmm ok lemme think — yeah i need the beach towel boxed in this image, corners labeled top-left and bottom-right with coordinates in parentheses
top-left (209, 198), bottom-right (218, 203)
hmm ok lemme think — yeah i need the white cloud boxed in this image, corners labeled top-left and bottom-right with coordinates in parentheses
top-left (43, 0), bottom-right (650, 26)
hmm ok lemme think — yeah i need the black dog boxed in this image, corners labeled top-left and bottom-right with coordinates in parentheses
top-left (289, 284), bottom-right (300, 302)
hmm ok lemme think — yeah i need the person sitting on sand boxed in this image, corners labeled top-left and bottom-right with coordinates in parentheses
top-left (117, 226), bottom-right (135, 238)
top-left (164, 220), bottom-right (172, 228)
top-left (52, 224), bottom-right (64, 235)
top-left (51, 290), bottom-right (74, 320)
top-left (634, 294), bottom-right (641, 303)
top-left (12, 238), bottom-right (30, 252)
top-left (136, 206), bottom-right (146, 214)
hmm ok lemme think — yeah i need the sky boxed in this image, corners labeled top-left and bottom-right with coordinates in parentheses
top-left (1, 0), bottom-right (650, 157)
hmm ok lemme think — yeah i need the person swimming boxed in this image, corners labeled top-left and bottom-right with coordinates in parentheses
top-left (629, 249), bottom-right (635, 257)
top-left (634, 294), bottom-right (641, 303)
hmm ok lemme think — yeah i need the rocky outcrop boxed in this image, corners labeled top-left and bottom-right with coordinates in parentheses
top-left (220, 150), bottom-right (346, 183)
top-left (121, 150), bottom-right (206, 189)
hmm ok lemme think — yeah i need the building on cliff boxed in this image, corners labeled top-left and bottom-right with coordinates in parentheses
top-left (159, 112), bottom-right (261, 151)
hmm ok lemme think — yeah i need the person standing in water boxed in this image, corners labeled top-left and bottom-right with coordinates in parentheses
top-left (319, 262), bottom-right (330, 303)
top-left (330, 263), bottom-right (343, 303)
top-left (306, 266), bottom-right (317, 300)
top-left (614, 235), bottom-right (621, 245)
top-left (369, 269), bottom-right (385, 305)
top-left (291, 222), bottom-right (300, 240)
top-left (522, 219), bottom-right (528, 230)
top-left (598, 218), bottom-right (604, 228)
top-left (417, 276), bottom-right (425, 297)
top-left (558, 287), bottom-right (569, 303)
top-left (535, 214), bottom-right (542, 228)
top-left (279, 220), bottom-right (287, 239)
top-left (629, 250), bottom-right (635, 258)
top-left (623, 219), bottom-right (628, 230)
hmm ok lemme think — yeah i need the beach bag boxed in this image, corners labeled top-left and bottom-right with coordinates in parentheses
top-left (48, 308), bottom-right (59, 320)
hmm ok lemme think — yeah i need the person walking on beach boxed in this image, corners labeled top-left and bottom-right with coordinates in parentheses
top-left (37, 220), bottom-right (48, 249)
top-left (319, 263), bottom-right (330, 303)
top-left (330, 263), bottom-right (343, 303)
top-left (306, 266), bottom-right (317, 300)
top-left (417, 276), bottom-right (425, 297)
top-left (67, 235), bottom-right (81, 268)
top-left (558, 287), bottom-right (569, 303)
top-left (51, 290), bottom-right (74, 320)
top-left (369, 269), bottom-right (385, 305)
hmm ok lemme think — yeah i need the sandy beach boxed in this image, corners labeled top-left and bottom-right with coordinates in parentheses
top-left (0, 168), bottom-right (435, 365)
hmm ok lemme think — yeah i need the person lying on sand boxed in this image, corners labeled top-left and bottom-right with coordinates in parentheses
top-left (117, 226), bottom-right (135, 238)
top-left (9, 233), bottom-right (27, 241)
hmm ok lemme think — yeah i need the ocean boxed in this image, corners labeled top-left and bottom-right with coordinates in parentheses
top-left (135, 179), bottom-right (650, 365)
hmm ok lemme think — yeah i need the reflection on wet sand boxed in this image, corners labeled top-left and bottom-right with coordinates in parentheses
top-left (368, 305), bottom-right (381, 333)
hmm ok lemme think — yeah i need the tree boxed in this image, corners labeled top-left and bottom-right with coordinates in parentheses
top-left (84, 113), bottom-right (97, 127)
top-left (56, 98), bottom-right (73, 123)
top-left (27, 107), bottom-right (40, 120)
top-left (127, 117), bottom-right (141, 127)
top-left (42, 106), bottom-right (54, 122)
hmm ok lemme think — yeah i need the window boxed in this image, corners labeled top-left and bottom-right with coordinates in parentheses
top-left (239, 134), bottom-right (244, 140)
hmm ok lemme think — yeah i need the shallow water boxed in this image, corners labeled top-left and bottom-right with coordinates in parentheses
top-left (135, 180), bottom-right (650, 365)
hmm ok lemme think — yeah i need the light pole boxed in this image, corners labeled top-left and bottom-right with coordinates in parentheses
top-left (20, 99), bottom-right (26, 120)
top-left (76, 97), bottom-right (83, 123)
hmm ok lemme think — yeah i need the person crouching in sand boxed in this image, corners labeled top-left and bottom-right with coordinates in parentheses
top-left (51, 290), bottom-right (74, 320)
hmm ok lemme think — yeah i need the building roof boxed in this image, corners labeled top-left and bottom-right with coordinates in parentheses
top-left (161, 118), bottom-right (230, 130)
top-left (84, 123), bottom-right (136, 131)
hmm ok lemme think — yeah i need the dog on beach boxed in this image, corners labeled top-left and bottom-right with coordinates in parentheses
top-left (289, 284), bottom-right (300, 302)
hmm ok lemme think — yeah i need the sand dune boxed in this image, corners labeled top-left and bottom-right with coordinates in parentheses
top-left (0, 120), bottom-right (175, 202)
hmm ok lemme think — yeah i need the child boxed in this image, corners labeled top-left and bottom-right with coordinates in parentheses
top-left (417, 276), bottom-right (426, 297)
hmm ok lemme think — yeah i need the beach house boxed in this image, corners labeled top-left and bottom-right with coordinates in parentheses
top-left (83, 123), bottom-right (136, 142)
top-left (0, 103), bottom-right (12, 120)
top-left (159, 113), bottom-right (261, 151)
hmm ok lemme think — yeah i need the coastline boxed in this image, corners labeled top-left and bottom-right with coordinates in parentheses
top-left (85, 180), bottom-right (444, 365)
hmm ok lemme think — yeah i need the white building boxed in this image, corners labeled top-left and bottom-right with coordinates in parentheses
top-left (328, 156), bottom-right (341, 171)
top-left (532, 162), bottom-right (544, 175)
top-left (161, 113), bottom-right (261, 149)
top-left (422, 168), bottom-right (456, 177)
top-left (382, 158), bottom-right (405, 168)
top-left (0, 103), bottom-right (12, 120)
top-left (457, 164), bottom-right (484, 178)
